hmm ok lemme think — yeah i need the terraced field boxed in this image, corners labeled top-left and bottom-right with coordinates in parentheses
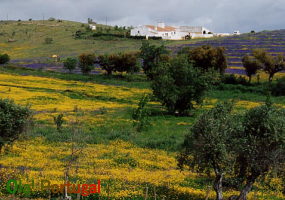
top-left (173, 29), bottom-right (285, 75)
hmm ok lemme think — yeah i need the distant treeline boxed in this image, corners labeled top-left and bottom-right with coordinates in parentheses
top-left (74, 30), bottom-right (162, 40)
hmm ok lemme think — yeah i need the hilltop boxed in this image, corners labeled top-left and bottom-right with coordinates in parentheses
top-left (0, 19), bottom-right (191, 60)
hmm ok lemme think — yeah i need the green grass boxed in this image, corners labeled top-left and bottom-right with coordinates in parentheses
top-left (0, 20), bottom-right (204, 60)
top-left (3, 65), bottom-right (283, 154)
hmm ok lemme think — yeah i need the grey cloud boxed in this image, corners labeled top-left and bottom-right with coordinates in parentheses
top-left (0, 0), bottom-right (285, 33)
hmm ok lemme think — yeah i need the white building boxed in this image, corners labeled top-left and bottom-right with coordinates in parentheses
top-left (89, 24), bottom-right (96, 30)
top-left (130, 22), bottom-right (214, 40)
top-left (233, 30), bottom-right (240, 35)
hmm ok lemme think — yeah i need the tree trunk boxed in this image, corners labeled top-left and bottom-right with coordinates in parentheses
top-left (248, 76), bottom-right (251, 84)
top-left (214, 173), bottom-right (223, 200)
top-left (269, 74), bottom-right (274, 82)
top-left (237, 174), bottom-right (259, 200)
top-left (107, 70), bottom-right (112, 75)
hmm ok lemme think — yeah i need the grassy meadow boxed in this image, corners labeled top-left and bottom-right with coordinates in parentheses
top-left (0, 20), bottom-right (284, 200)
top-left (0, 20), bottom-right (199, 59)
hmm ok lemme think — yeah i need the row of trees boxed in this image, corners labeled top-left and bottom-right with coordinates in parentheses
top-left (63, 52), bottom-right (140, 75)
top-left (242, 49), bottom-right (285, 82)
top-left (178, 101), bottom-right (285, 200)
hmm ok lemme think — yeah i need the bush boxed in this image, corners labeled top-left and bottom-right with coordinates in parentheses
top-left (271, 77), bottom-right (285, 96)
top-left (74, 30), bottom-right (83, 39)
top-left (0, 54), bottom-right (10, 64)
top-left (182, 45), bottom-right (227, 74)
top-left (151, 55), bottom-right (212, 116)
top-left (148, 36), bottom-right (162, 40)
top-left (63, 57), bottom-right (77, 72)
top-left (253, 49), bottom-right (285, 82)
top-left (140, 41), bottom-right (169, 80)
top-left (97, 54), bottom-right (115, 75)
top-left (132, 94), bottom-right (151, 132)
top-left (53, 114), bottom-right (64, 132)
top-left (98, 52), bottom-right (140, 75)
top-left (221, 74), bottom-right (248, 85)
top-left (112, 52), bottom-right (140, 74)
top-left (128, 35), bottom-right (146, 40)
top-left (44, 37), bottom-right (53, 44)
top-left (0, 99), bottom-right (32, 151)
top-left (242, 55), bottom-right (262, 83)
top-left (78, 53), bottom-right (95, 74)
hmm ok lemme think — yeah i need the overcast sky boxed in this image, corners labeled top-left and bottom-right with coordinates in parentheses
top-left (1, 0), bottom-right (285, 33)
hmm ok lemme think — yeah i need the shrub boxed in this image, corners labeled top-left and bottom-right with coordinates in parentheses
top-left (132, 94), bottom-right (151, 132)
top-left (113, 52), bottom-right (140, 74)
top-left (242, 55), bottom-right (262, 83)
top-left (182, 45), bottom-right (227, 74)
top-left (78, 53), bottom-right (95, 74)
top-left (0, 99), bottom-right (32, 151)
top-left (148, 36), bottom-right (162, 40)
top-left (53, 114), bottom-right (64, 132)
top-left (98, 52), bottom-right (140, 75)
top-left (140, 41), bottom-right (169, 80)
top-left (271, 77), bottom-right (285, 96)
top-left (74, 30), bottom-right (83, 39)
top-left (63, 57), bottom-right (77, 72)
top-left (0, 54), bottom-right (10, 64)
top-left (221, 74), bottom-right (248, 85)
top-left (44, 37), bottom-right (53, 44)
top-left (253, 49), bottom-right (285, 82)
top-left (128, 35), bottom-right (146, 40)
top-left (97, 54), bottom-right (116, 75)
top-left (48, 17), bottom-right (55, 21)
top-left (151, 55), bottom-right (212, 116)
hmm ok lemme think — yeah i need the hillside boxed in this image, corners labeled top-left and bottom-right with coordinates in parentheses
top-left (2, 20), bottom-right (285, 76)
top-left (172, 29), bottom-right (285, 75)
top-left (0, 20), bottom-right (190, 60)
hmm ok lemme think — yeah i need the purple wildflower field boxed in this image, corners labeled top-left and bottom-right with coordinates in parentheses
top-left (9, 30), bottom-right (285, 75)
top-left (173, 29), bottom-right (285, 74)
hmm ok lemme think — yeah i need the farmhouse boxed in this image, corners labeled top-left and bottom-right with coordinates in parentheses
top-left (89, 23), bottom-right (96, 30)
top-left (130, 22), bottom-right (214, 40)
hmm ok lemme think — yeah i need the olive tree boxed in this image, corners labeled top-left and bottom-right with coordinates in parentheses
top-left (182, 45), bottom-right (227, 74)
top-left (97, 54), bottom-right (116, 75)
top-left (253, 49), bottom-right (285, 82)
top-left (151, 55), bottom-right (211, 116)
top-left (63, 57), bottom-right (77, 73)
top-left (178, 102), bottom-right (236, 200)
top-left (232, 102), bottom-right (285, 200)
top-left (140, 41), bottom-right (169, 80)
top-left (78, 53), bottom-right (95, 75)
top-left (0, 99), bottom-right (32, 152)
top-left (242, 55), bottom-right (262, 83)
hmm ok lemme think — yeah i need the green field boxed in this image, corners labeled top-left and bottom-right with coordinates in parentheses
top-left (0, 20), bottom-right (201, 59)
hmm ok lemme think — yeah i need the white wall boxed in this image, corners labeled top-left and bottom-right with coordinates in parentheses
top-left (130, 25), bottom-right (215, 40)
top-left (130, 26), bottom-right (156, 37)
